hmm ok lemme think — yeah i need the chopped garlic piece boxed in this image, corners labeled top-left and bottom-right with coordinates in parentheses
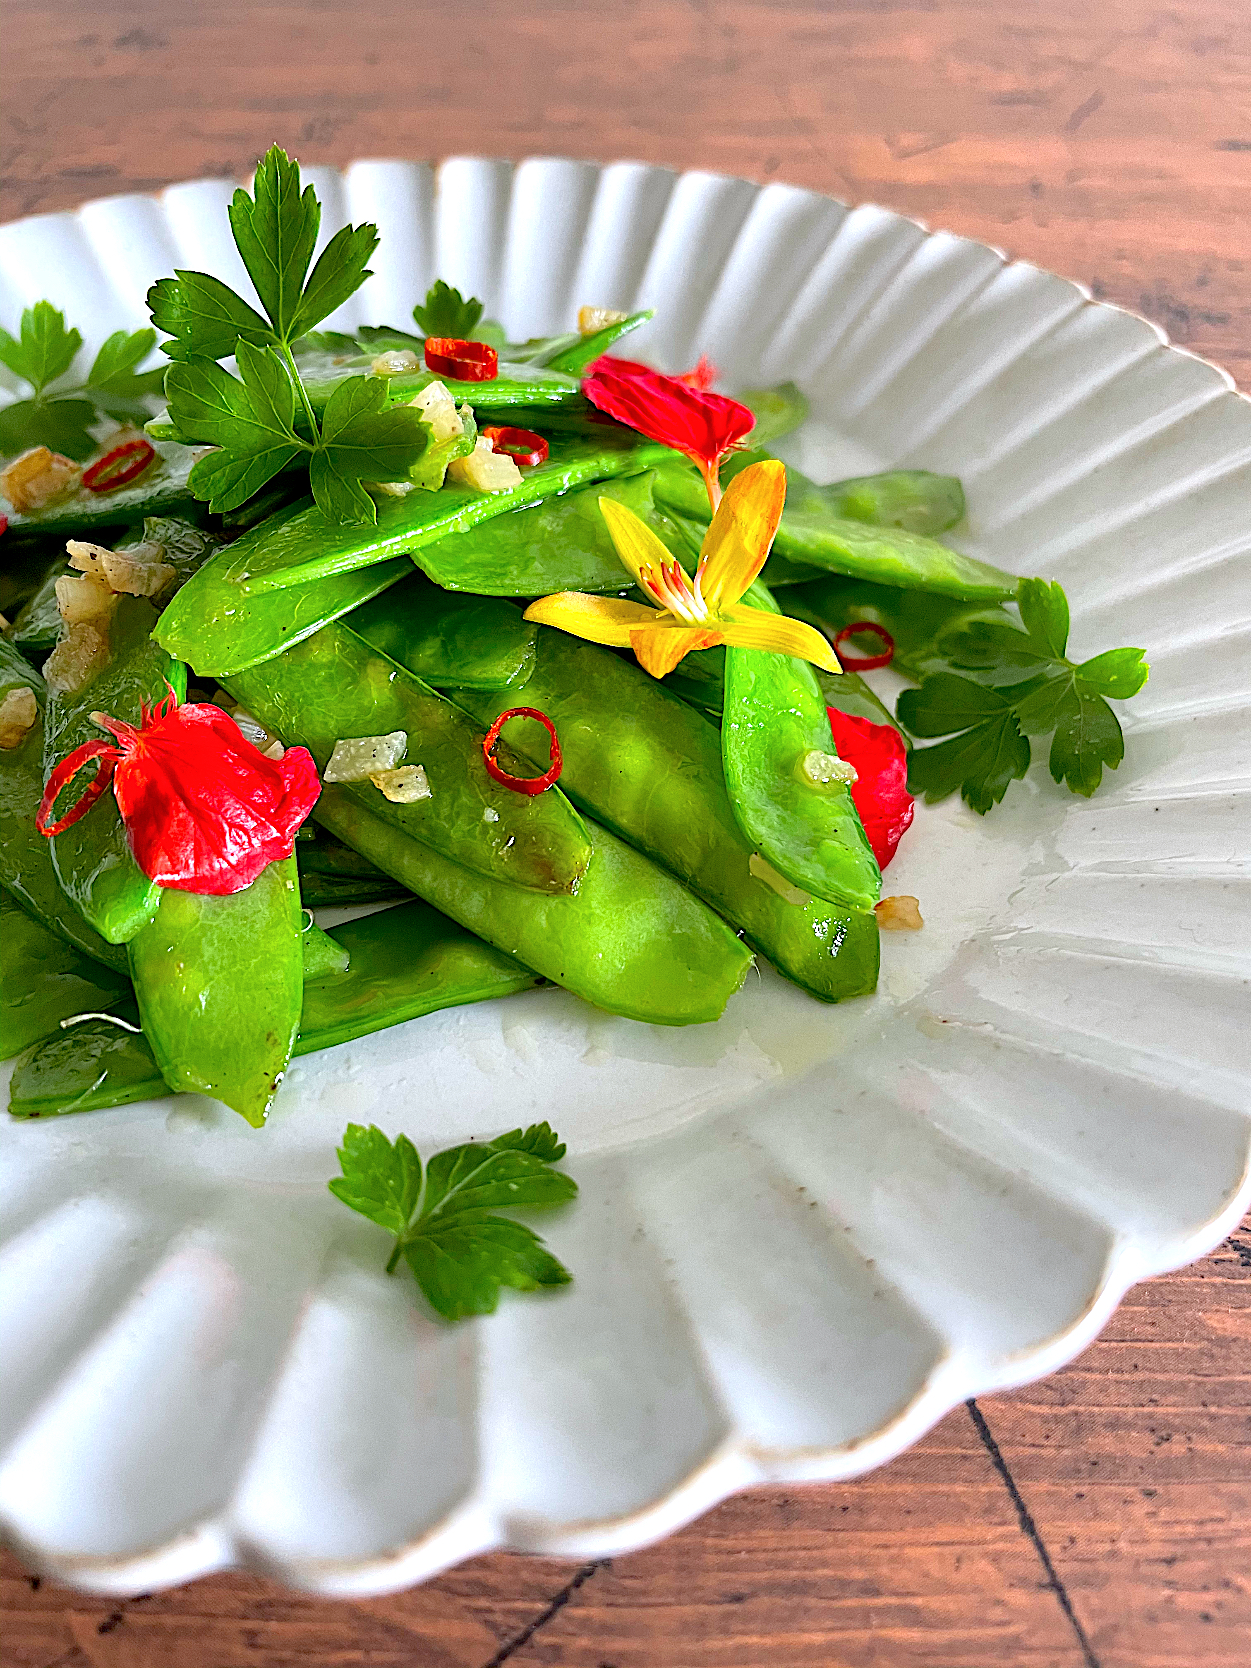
top-left (371, 349), bottom-right (421, 375)
top-left (371, 764), bottom-right (431, 804)
top-left (409, 379), bottom-right (464, 444)
top-left (578, 305), bottom-right (628, 335)
top-left (749, 853), bottom-right (809, 906)
top-left (44, 624), bottom-right (109, 694)
top-left (55, 573), bottom-right (118, 627)
top-left (875, 895), bottom-right (924, 931)
top-left (324, 730), bottom-right (407, 782)
top-left (0, 686), bottom-right (38, 749)
top-left (483, 806), bottom-right (500, 823)
top-left (1, 446), bottom-right (81, 513)
top-left (799, 748), bottom-right (857, 788)
top-left (372, 479), bottom-right (414, 498)
top-left (67, 540), bottom-right (175, 598)
top-left (448, 436), bottom-right (522, 493)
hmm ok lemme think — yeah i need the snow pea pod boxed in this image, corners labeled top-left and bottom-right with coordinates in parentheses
top-left (225, 433), bottom-right (672, 595)
top-left (653, 455), bottom-right (1014, 601)
top-left (819, 470), bottom-right (965, 535)
top-left (127, 853), bottom-right (304, 1126)
top-left (9, 559), bottom-right (67, 659)
top-left (315, 785), bottom-right (751, 1025)
top-left (44, 595), bottom-right (186, 945)
top-left (349, 570), bottom-right (536, 689)
top-left (1, 441), bottom-right (205, 538)
top-left (722, 583), bottom-right (881, 912)
top-left (0, 890), bottom-right (132, 1059)
top-left (453, 630), bottom-right (878, 1004)
top-left (9, 899), bottom-right (540, 1118)
top-left (223, 621), bottom-right (591, 896)
top-left (544, 310), bottom-right (653, 375)
top-left (787, 574), bottom-right (1017, 682)
top-left (0, 642), bottom-right (127, 970)
top-left (413, 469), bottom-right (686, 596)
top-left (736, 383), bottom-right (809, 448)
top-left (295, 354), bottom-right (584, 417)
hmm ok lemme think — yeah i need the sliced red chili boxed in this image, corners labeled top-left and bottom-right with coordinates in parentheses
top-left (423, 337), bottom-right (499, 382)
top-left (82, 438), bottom-right (156, 494)
top-left (833, 621), bottom-right (895, 672)
top-left (36, 740), bottom-right (119, 836)
top-left (0, 515), bottom-right (8, 537)
top-left (482, 707), bottom-right (563, 796)
top-left (481, 425), bottom-right (549, 468)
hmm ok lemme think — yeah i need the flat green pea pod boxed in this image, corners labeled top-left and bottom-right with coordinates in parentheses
top-left (453, 631), bottom-right (878, 1005)
top-left (349, 570), bottom-right (536, 689)
top-left (223, 622), bottom-right (591, 896)
top-left (298, 874), bottom-right (408, 908)
top-left (787, 574), bottom-right (1017, 682)
top-left (736, 383), bottom-right (809, 448)
top-left (316, 785), bottom-right (751, 1025)
top-left (819, 470), bottom-right (965, 535)
top-left (10, 899), bottom-right (541, 1118)
top-left (302, 916), bottom-right (350, 981)
top-left (0, 890), bottom-right (132, 1060)
top-left (43, 595), bottom-right (186, 945)
top-left (653, 454), bottom-right (1015, 602)
top-left (127, 854), bottom-right (304, 1126)
top-left (413, 470), bottom-right (686, 596)
top-left (224, 433), bottom-right (673, 595)
top-left (0, 441), bottom-right (205, 538)
top-left (722, 583), bottom-right (881, 913)
top-left (9, 559), bottom-right (67, 659)
top-left (543, 310), bottom-right (653, 375)
top-left (0, 641), bottom-right (127, 970)
top-left (0, 535), bottom-right (60, 620)
top-left (294, 355), bottom-right (584, 418)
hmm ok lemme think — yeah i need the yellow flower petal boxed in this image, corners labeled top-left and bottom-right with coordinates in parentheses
top-left (524, 591), bottom-right (660, 647)
top-left (598, 496), bottom-right (684, 595)
top-left (719, 603), bottom-right (842, 673)
top-left (697, 459), bottom-right (787, 611)
top-left (629, 622), bottom-right (723, 678)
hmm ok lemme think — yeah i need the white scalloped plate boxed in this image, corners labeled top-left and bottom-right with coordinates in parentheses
top-left (2, 158), bottom-right (1249, 1598)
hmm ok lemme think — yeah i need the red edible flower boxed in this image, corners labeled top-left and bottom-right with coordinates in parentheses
top-left (37, 690), bottom-right (320, 895)
top-left (826, 708), bottom-right (915, 870)
top-left (582, 354), bottom-right (755, 508)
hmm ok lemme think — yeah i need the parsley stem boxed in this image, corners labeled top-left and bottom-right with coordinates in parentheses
top-left (386, 1239), bottom-right (403, 1275)
top-left (278, 338), bottom-right (321, 445)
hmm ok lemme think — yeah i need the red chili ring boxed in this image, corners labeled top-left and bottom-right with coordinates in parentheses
top-left (36, 740), bottom-right (119, 836)
top-left (0, 515), bottom-right (8, 537)
top-left (82, 438), bottom-right (156, 494)
top-left (481, 425), bottom-right (549, 468)
top-left (482, 707), bottom-right (563, 796)
top-left (833, 621), bottom-right (895, 672)
top-left (423, 337), bottom-right (499, 382)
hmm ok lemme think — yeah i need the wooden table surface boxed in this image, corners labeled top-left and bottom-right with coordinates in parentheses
top-left (3, 2), bottom-right (1250, 1663)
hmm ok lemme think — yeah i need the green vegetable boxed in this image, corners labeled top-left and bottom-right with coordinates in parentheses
top-left (544, 310), bottom-right (653, 375)
top-left (301, 917), bottom-right (350, 982)
top-left (330, 1120), bottom-right (576, 1321)
top-left (9, 898), bottom-right (541, 1118)
top-left (0, 890), bottom-right (132, 1060)
top-left (296, 873), bottom-right (407, 909)
top-left (454, 629), bottom-right (879, 1004)
top-left (721, 583), bottom-right (880, 912)
top-left (1, 440), bottom-right (204, 537)
top-left (899, 579), bottom-right (1149, 807)
top-left (0, 302), bottom-right (164, 461)
top-left (413, 468), bottom-right (683, 596)
top-left (291, 354), bottom-right (585, 417)
top-left (736, 382), bottom-right (809, 448)
top-left (296, 825), bottom-right (393, 880)
top-left (150, 145), bottom-right (429, 526)
top-left (350, 570), bottom-right (536, 689)
top-left (44, 596), bottom-right (186, 944)
top-left (222, 431), bottom-right (672, 595)
top-left (412, 280), bottom-right (483, 340)
top-left (223, 620), bottom-right (592, 896)
top-left (785, 573), bottom-right (1015, 682)
top-left (315, 783), bottom-right (752, 1024)
top-left (8, 559), bottom-right (67, 659)
top-left (0, 640), bottom-right (127, 969)
top-left (128, 853), bottom-right (304, 1125)
top-left (819, 470), bottom-right (965, 535)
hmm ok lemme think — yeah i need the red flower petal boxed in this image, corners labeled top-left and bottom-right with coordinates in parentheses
top-left (826, 708), bottom-right (915, 871)
top-left (582, 355), bottom-right (754, 478)
top-left (105, 701), bottom-right (320, 895)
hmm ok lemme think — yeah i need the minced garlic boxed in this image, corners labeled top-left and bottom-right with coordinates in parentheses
top-left (371, 349), bottom-right (421, 376)
top-left (0, 686), bottom-right (38, 749)
top-left (875, 895), bottom-right (924, 931)
top-left (55, 573), bottom-right (118, 627)
top-left (578, 305), bottom-right (628, 335)
top-left (43, 624), bottom-right (109, 694)
top-left (799, 748), bottom-right (857, 788)
top-left (1, 446), bottom-right (81, 513)
top-left (324, 730), bottom-right (408, 782)
top-left (448, 436), bottom-right (522, 493)
top-left (371, 764), bottom-right (431, 804)
top-left (409, 380), bottom-right (464, 444)
top-left (66, 539), bottom-right (176, 598)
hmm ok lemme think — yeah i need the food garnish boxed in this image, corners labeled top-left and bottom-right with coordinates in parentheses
top-left (481, 425), bottom-right (549, 467)
top-left (82, 436), bottom-right (156, 493)
top-left (482, 706), bottom-right (564, 795)
top-left (423, 337), bottom-right (499, 381)
top-left (825, 709), bottom-right (915, 869)
top-left (834, 620), bottom-right (895, 671)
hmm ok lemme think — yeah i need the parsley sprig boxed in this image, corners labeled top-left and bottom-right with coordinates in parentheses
top-left (330, 1121), bottom-right (578, 1321)
top-left (149, 145), bottom-right (429, 524)
top-left (0, 302), bottom-right (164, 460)
top-left (898, 578), bottom-right (1148, 811)
top-left (413, 278), bottom-right (484, 340)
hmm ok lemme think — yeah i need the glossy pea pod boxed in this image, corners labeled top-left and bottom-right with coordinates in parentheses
top-left (722, 583), bottom-right (882, 913)
top-left (0, 639), bottom-right (127, 970)
top-left (449, 628), bottom-right (879, 1004)
top-left (316, 785), bottom-right (752, 1025)
top-left (127, 853), bottom-right (305, 1126)
top-left (0, 440), bottom-right (205, 538)
top-left (223, 621), bottom-right (591, 896)
top-left (0, 890), bottom-right (133, 1060)
top-left (349, 570), bottom-right (537, 689)
top-left (43, 594), bottom-right (186, 944)
top-left (10, 899), bottom-right (541, 1118)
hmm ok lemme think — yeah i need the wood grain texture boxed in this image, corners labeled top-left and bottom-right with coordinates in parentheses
top-left (2, 1), bottom-right (1249, 1662)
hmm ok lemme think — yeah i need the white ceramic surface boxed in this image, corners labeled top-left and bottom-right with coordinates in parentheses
top-left (1, 158), bottom-right (1249, 1597)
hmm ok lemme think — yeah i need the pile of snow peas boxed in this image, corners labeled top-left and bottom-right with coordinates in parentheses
top-left (1, 313), bottom-right (1020, 1128)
